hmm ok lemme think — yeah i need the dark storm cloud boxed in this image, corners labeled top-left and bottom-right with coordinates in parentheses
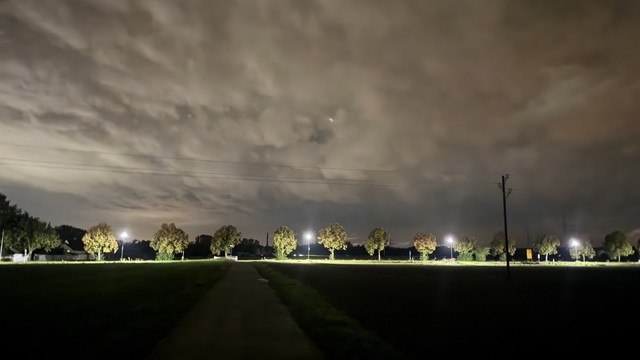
top-left (1, 0), bottom-right (639, 245)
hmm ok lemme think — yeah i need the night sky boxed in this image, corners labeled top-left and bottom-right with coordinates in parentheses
top-left (1, 0), bottom-right (639, 246)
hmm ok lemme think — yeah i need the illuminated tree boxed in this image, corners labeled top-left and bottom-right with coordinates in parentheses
top-left (413, 232), bottom-right (437, 261)
top-left (575, 241), bottom-right (596, 262)
top-left (211, 225), bottom-right (242, 256)
top-left (533, 235), bottom-right (560, 262)
top-left (151, 223), bottom-right (189, 261)
top-left (365, 227), bottom-right (390, 261)
top-left (7, 213), bottom-right (60, 260)
top-left (604, 231), bottom-right (633, 262)
top-left (474, 247), bottom-right (490, 262)
top-left (454, 236), bottom-right (476, 261)
top-left (82, 223), bottom-right (118, 261)
top-left (490, 231), bottom-right (516, 258)
top-left (1, 195), bottom-right (59, 260)
top-left (317, 223), bottom-right (348, 260)
top-left (273, 226), bottom-right (296, 260)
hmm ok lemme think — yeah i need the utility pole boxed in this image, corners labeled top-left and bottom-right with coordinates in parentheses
top-left (0, 229), bottom-right (4, 260)
top-left (499, 174), bottom-right (513, 279)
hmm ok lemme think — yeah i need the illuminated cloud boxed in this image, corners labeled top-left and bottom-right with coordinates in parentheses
top-left (0, 0), bottom-right (638, 245)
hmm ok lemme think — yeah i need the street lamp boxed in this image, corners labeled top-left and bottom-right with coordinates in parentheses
top-left (120, 231), bottom-right (128, 261)
top-left (304, 231), bottom-right (313, 261)
top-left (570, 238), bottom-right (580, 262)
top-left (446, 235), bottom-right (454, 260)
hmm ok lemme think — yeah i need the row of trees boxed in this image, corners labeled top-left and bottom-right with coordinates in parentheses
top-left (0, 194), bottom-right (61, 260)
top-left (3, 194), bottom-right (638, 262)
top-left (271, 225), bottom-right (517, 262)
top-left (268, 223), bottom-right (637, 263)
top-left (79, 222), bottom-right (245, 261)
top-left (529, 232), bottom-right (633, 262)
top-left (71, 221), bottom-right (640, 263)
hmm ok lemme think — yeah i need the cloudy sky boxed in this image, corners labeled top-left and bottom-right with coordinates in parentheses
top-left (1, 0), bottom-right (639, 246)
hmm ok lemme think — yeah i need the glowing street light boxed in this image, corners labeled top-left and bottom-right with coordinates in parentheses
top-left (570, 238), bottom-right (580, 262)
top-left (304, 231), bottom-right (313, 260)
top-left (120, 231), bottom-right (129, 261)
top-left (446, 235), bottom-right (454, 260)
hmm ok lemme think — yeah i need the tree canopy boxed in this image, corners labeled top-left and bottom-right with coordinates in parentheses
top-left (151, 223), bottom-right (189, 260)
top-left (454, 236), bottom-right (476, 261)
top-left (575, 241), bottom-right (596, 262)
top-left (0, 194), bottom-right (20, 232)
top-left (82, 223), bottom-right (118, 261)
top-left (413, 232), bottom-right (437, 261)
top-left (7, 213), bottom-right (60, 260)
top-left (273, 226), bottom-right (296, 260)
top-left (604, 231), bottom-right (633, 262)
top-left (317, 223), bottom-right (348, 260)
top-left (1, 194), bottom-right (60, 260)
top-left (211, 225), bottom-right (242, 256)
top-left (365, 227), bottom-right (390, 261)
top-left (234, 238), bottom-right (262, 256)
top-left (56, 225), bottom-right (86, 251)
top-left (474, 247), bottom-right (490, 262)
top-left (490, 231), bottom-right (516, 257)
top-left (533, 235), bottom-right (560, 261)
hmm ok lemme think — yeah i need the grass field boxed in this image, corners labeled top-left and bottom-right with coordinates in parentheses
top-left (267, 262), bottom-right (640, 357)
top-left (0, 260), bottom-right (229, 359)
top-left (255, 263), bottom-right (403, 359)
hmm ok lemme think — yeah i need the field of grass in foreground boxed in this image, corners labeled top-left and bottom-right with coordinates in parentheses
top-left (267, 263), bottom-right (640, 357)
top-left (254, 263), bottom-right (404, 359)
top-left (0, 260), bottom-right (229, 359)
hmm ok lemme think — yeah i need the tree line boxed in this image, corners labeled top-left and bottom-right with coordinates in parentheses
top-left (0, 194), bottom-right (60, 260)
top-left (2, 193), bottom-right (639, 262)
top-left (263, 224), bottom-right (639, 263)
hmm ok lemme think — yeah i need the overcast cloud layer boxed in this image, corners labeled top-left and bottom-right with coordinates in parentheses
top-left (1, 0), bottom-right (639, 246)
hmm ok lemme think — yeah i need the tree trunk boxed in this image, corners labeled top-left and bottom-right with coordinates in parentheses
top-left (378, 249), bottom-right (381, 261)
top-left (330, 249), bottom-right (334, 260)
top-left (582, 254), bottom-right (585, 262)
top-left (98, 249), bottom-right (102, 261)
top-left (618, 256), bottom-right (621, 262)
top-left (545, 254), bottom-right (548, 262)
top-left (182, 252), bottom-right (185, 261)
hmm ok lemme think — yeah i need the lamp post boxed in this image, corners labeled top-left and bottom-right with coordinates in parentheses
top-left (446, 235), bottom-right (454, 260)
top-left (120, 231), bottom-right (128, 261)
top-left (570, 238), bottom-right (579, 262)
top-left (304, 232), bottom-right (313, 261)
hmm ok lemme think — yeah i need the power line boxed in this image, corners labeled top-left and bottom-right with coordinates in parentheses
top-left (0, 156), bottom-right (391, 183)
top-left (0, 141), bottom-right (401, 173)
top-left (0, 161), bottom-right (426, 187)
top-left (0, 141), bottom-right (507, 178)
top-left (0, 158), bottom-right (499, 187)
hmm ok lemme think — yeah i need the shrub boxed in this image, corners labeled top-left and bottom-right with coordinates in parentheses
top-left (275, 251), bottom-right (288, 261)
top-left (155, 252), bottom-right (173, 261)
top-left (474, 247), bottom-right (489, 262)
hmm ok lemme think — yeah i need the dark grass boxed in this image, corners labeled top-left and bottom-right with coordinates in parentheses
top-left (254, 263), bottom-right (405, 360)
top-left (0, 261), bottom-right (229, 359)
top-left (268, 263), bottom-right (640, 357)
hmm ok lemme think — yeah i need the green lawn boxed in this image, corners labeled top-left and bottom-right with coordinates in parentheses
top-left (0, 260), bottom-right (229, 359)
top-left (266, 262), bottom-right (640, 357)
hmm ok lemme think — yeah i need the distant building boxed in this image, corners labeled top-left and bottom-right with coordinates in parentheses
top-left (34, 243), bottom-right (94, 261)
